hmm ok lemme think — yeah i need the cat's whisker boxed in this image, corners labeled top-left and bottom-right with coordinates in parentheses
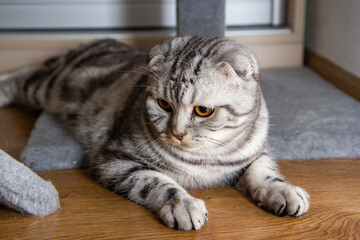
top-left (138, 66), bottom-right (162, 84)
top-left (134, 84), bottom-right (156, 89)
top-left (146, 138), bottom-right (173, 170)
top-left (130, 138), bottom-right (166, 168)
top-left (139, 66), bottom-right (161, 80)
top-left (202, 136), bottom-right (238, 152)
top-left (110, 68), bottom-right (161, 84)
top-left (148, 75), bottom-right (162, 84)
top-left (145, 73), bottom-right (162, 84)
top-left (117, 70), bottom-right (151, 77)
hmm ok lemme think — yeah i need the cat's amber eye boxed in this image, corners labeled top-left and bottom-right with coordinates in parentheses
top-left (158, 99), bottom-right (172, 112)
top-left (194, 106), bottom-right (214, 117)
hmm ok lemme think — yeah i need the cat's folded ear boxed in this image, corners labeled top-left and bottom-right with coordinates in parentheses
top-left (218, 46), bottom-right (261, 82)
top-left (148, 40), bottom-right (170, 69)
top-left (216, 62), bottom-right (238, 79)
top-left (148, 36), bottom-right (192, 67)
top-left (148, 40), bottom-right (169, 68)
top-left (149, 54), bottom-right (165, 67)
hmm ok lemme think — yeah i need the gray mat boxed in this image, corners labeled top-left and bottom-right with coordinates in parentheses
top-left (20, 67), bottom-right (360, 171)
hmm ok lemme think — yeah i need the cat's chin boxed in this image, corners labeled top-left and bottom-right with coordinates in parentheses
top-left (163, 137), bottom-right (201, 151)
top-left (175, 143), bottom-right (201, 152)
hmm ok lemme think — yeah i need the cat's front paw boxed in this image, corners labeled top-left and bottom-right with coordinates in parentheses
top-left (255, 183), bottom-right (310, 217)
top-left (157, 193), bottom-right (208, 230)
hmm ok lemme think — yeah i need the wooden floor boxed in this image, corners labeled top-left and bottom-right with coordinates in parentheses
top-left (0, 105), bottom-right (359, 239)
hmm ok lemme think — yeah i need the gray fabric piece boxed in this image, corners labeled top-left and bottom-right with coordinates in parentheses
top-left (20, 113), bottom-right (84, 171)
top-left (0, 149), bottom-right (60, 216)
top-left (262, 67), bottom-right (360, 160)
top-left (177, 0), bottom-right (225, 37)
top-left (20, 67), bottom-right (360, 171)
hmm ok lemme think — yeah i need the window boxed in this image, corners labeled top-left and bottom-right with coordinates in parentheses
top-left (0, 0), bottom-right (287, 32)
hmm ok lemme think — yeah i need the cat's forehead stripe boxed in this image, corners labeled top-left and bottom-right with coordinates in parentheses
top-left (177, 37), bottom-right (216, 72)
top-left (170, 36), bottom-right (222, 80)
top-left (193, 39), bottom-right (228, 76)
top-left (166, 37), bottom-right (230, 104)
top-left (178, 83), bottom-right (191, 104)
top-left (170, 36), bottom-right (200, 77)
top-left (190, 87), bottom-right (197, 104)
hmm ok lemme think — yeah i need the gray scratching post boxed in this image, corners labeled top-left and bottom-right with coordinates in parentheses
top-left (21, 112), bottom-right (84, 171)
top-left (177, 0), bottom-right (225, 37)
top-left (0, 149), bottom-right (60, 216)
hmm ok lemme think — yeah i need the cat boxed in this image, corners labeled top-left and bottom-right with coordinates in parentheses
top-left (0, 36), bottom-right (309, 230)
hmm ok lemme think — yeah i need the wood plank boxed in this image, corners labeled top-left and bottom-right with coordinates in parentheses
top-left (0, 107), bottom-right (359, 239)
top-left (0, 159), bottom-right (359, 239)
top-left (0, 105), bottom-right (40, 159)
top-left (305, 49), bottom-right (360, 101)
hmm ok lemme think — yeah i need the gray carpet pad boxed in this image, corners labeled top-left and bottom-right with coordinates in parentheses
top-left (262, 68), bottom-right (360, 160)
top-left (20, 67), bottom-right (360, 171)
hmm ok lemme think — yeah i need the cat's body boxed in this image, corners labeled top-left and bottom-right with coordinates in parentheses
top-left (0, 37), bottom-right (309, 230)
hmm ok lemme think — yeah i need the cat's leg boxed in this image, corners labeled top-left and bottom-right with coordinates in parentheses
top-left (92, 157), bottom-right (208, 230)
top-left (236, 154), bottom-right (310, 217)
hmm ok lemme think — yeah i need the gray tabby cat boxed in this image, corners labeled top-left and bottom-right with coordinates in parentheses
top-left (0, 36), bottom-right (309, 230)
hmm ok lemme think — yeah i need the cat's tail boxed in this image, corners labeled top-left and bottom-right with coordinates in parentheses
top-left (0, 66), bottom-right (41, 108)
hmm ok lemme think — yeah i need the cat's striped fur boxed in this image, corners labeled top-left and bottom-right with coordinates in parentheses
top-left (0, 37), bottom-right (309, 230)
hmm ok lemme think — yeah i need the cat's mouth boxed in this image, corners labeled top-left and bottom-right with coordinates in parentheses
top-left (163, 133), bottom-right (199, 150)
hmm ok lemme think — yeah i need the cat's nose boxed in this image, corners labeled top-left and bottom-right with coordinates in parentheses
top-left (171, 131), bottom-right (185, 141)
top-left (173, 134), bottom-right (183, 140)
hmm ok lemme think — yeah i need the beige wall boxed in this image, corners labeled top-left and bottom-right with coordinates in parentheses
top-left (305, 0), bottom-right (360, 77)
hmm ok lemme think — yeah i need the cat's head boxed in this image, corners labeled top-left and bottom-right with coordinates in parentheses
top-left (144, 36), bottom-right (262, 153)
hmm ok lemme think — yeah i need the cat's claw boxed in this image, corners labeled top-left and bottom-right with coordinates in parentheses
top-left (256, 183), bottom-right (310, 217)
top-left (158, 197), bottom-right (208, 230)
